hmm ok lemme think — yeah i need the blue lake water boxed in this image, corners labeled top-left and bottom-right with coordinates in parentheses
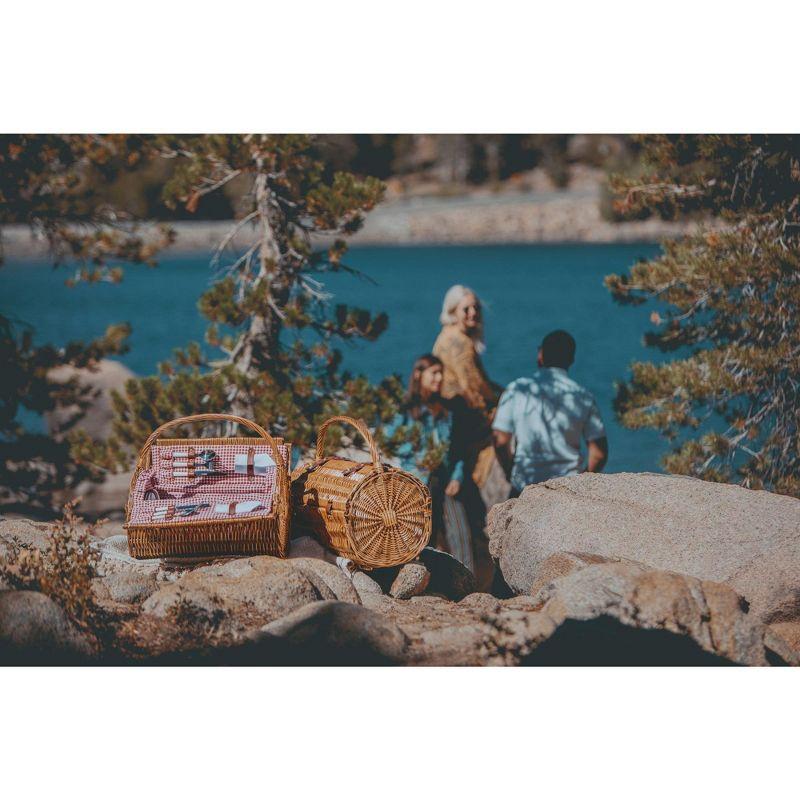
top-left (1, 243), bottom-right (670, 473)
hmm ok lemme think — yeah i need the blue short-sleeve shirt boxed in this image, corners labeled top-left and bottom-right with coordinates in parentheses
top-left (493, 367), bottom-right (606, 491)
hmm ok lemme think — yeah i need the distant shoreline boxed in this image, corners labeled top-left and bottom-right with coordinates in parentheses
top-left (1, 187), bottom-right (708, 259)
top-left (350, 190), bottom-right (699, 245)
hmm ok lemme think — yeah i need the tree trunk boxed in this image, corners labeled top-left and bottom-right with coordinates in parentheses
top-left (229, 162), bottom-right (288, 418)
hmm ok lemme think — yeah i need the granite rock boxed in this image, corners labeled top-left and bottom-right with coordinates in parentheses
top-left (140, 556), bottom-right (325, 638)
top-left (0, 590), bottom-right (94, 663)
top-left (487, 472), bottom-right (800, 628)
top-left (389, 563), bottom-right (431, 599)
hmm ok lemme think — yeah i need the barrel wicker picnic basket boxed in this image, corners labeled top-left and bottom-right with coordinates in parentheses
top-left (124, 413), bottom-right (291, 559)
top-left (291, 415), bottom-right (432, 569)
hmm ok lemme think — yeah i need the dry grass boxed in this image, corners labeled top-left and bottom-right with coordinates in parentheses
top-left (0, 499), bottom-right (116, 654)
top-left (0, 502), bottom-right (242, 662)
top-left (167, 594), bottom-right (226, 650)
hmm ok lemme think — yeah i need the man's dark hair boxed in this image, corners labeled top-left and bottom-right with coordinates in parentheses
top-left (540, 329), bottom-right (576, 368)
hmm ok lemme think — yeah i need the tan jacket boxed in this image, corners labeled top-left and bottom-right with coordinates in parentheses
top-left (432, 325), bottom-right (497, 412)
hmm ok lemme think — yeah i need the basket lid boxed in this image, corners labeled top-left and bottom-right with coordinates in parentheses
top-left (346, 469), bottom-right (431, 568)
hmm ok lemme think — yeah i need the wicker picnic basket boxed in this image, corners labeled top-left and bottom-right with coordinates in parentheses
top-left (291, 415), bottom-right (432, 569)
top-left (124, 413), bottom-right (291, 559)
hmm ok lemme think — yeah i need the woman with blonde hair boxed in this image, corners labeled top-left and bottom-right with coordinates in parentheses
top-left (433, 285), bottom-right (506, 589)
top-left (433, 285), bottom-right (498, 411)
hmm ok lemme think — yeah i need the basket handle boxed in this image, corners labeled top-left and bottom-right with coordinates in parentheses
top-left (315, 415), bottom-right (381, 469)
top-left (135, 413), bottom-right (285, 472)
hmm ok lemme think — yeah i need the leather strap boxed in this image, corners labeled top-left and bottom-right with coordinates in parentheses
top-left (247, 447), bottom-right (255, 478)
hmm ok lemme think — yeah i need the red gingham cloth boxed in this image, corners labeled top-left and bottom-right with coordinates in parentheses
top-left (128, 442), bottom-right (288, 526)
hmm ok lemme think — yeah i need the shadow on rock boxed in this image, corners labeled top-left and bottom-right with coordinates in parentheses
top-left (520, 615), bottom-right (744, 666)
top-left (0, 591), bottom-right (96, 665)
top-left (210, 601), bottom-right (410, 666)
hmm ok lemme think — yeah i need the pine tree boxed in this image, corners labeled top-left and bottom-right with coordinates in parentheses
top-left (606, 134), bottom-right (800, 497)
top-left (0, 135), bottom-right (174, 507)
top-left (74, 134), bottom-right (402, 470)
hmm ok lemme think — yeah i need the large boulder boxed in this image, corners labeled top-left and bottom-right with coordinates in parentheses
top-left (527, 562), bottom-right (770, 666)
top-left (140, 556), bottom-right (353, 639)
top-left (0, 590), bottom-right (94, 664)
top-left (487, 472), bottom-right (800, 627)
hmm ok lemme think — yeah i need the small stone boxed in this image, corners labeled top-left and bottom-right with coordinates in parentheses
top-left (351, 570), bottom-right (383, 597)
top-left (351, 570), bottom-right (393, 612)
top-left (288, 558), bottom-right (361, 605)
top-left (390, 563), bottom-right (431, 599)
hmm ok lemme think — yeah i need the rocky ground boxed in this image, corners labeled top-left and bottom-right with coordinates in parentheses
top-left (1, 472), bottom-right (798, 666)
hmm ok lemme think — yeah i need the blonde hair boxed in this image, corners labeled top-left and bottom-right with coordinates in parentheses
top-left (439, 284), bottom-right (486, 353)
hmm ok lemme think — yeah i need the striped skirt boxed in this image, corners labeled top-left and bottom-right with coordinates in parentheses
top-left (439, 493), bottom-right (475, 574)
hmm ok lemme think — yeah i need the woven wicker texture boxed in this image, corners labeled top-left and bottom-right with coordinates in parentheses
top-left (124, 414), bottom-right (291, 559)
top-left (291, 416), bottom-right (431, 569)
